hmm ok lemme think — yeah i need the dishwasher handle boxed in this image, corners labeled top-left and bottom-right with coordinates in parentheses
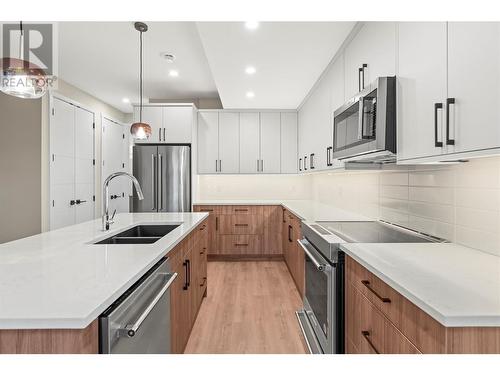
top-left (124, 272), bottom-right (177, 338)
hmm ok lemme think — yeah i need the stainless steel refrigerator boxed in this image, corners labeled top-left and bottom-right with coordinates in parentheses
top-left (132, 145), bottom-right (191, 212)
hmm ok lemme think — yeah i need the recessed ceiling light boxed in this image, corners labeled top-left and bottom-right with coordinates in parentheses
top-left (245, 21), bottom-right (259, 30)
top-left (169, 70), bottom-right (179, 77)
top-left (246, 91), bottom-right (255, 98)
top-left (245, 66), bottom-right (256, 75)
top-left (122, 98), bottom-right (130, 103)
top-left (160, 52), bottom-right (176, 63)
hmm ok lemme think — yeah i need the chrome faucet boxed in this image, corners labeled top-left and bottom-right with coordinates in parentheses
top-left (102, 172), bottom-right (144, 231)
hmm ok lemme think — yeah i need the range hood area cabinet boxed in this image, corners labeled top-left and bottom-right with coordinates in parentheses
top-left (397, 22), bottom-right (500, 163)
top-left (197, 110), bottom-right (297, 175)
top-left (132, 105), bottom-right (195, 144)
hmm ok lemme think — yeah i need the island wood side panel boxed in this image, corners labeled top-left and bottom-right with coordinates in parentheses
top-left (0, 320), bottom-right (98, 354)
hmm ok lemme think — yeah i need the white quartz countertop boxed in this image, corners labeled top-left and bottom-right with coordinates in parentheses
top-left (194, 199), bottom-right (370, 222)
top-left (0, 212), bottom-right (208, 329)
top-left (341, 242), bottom-right (500, 327)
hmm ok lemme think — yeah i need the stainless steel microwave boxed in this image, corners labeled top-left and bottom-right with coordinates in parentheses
top-left (332, 76), bottom-right (396, 163)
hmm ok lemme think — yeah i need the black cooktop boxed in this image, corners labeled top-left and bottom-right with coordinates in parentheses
top-left (317, 221), bottom-right (439, 243)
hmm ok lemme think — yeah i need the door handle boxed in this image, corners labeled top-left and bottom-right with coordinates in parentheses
top-left (446, 98), bottom-right (455, 145)
top-left (215, 216), bottom-right (219, 231)
top-left (358, 67), bottom-right (363, 92)
top-left (187, 259), bottom-right (191, 287)
top-left (163, 128), bottom-right (166, 142)
top-left (123, 273), bottom-right (178, 338)
top-left (158, 153), bottom-right (163, 210)
top-left (151, 154), bottom-right (156, 210)
top-left (219, 160), bottom-right (222, 173)
top-left (361, 331), bottom-right (379, 354)
top-left (288, 225), bottom-right (292, 242)
top-left (183, 261), bottom-right (189, 290)
top-left (434, 103), bottom-right (443, 148)
top-left (75, 199), bottom-right (87, 204)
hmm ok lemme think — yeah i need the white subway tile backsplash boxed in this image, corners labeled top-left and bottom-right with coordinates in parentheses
top-left (455, 188), bottom-right (500, 211)
top-left (455, 226), bottom-right (500, 256)
top-left (380, 185), bottom-right (408, 200)
top-left (409, 170), bottom-right (455, 187)
top-left (408, 215), bottom-right (455, 241)
top-left (408, 186), bottom-right (454, 205)
top-left (380, 197), bottom-right (409, 212)
top-left (408, 201), bottom-right (454, 223)
top-left (455, 207), bottom-right (500, 233)
top-left (380, 172), bottom-right (408, 186)
top-left (380, 208), bottom-right (409, 227)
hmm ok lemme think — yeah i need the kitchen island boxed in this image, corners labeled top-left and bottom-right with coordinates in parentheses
top-left (0, 212), bottom-right (208, 353)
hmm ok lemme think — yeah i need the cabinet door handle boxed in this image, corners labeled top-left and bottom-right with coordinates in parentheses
top-left (158, 128), bottom-right (161, 142)
top-left (361, 280), bottom-right (391, 303)
top-left (446, 98), bottom-right (456, 145)
top-left (358, 67), bottom-right (363, 92)
top-left (326, 147), bottom-right (330, 166)
top-left (151, 154), bottom-right (156, 210)
top-left (361, 63), bottom-right (367, 90)
top-left (234, 208), bottom-right (248, 212)
top-left (261, 159), bottom-right (264, 172)
top-left (234, 243), bottom-right (248, 246)
top-left (163, 128), bottom-right (166, 142)
top-left (187, 259), bottom-right (191, 287)
top-left (201, 208), bottom-right (213, 212)
top-left (434, 103), bottom-right (444, 147)
top-left (215, 159), bottom-right (218, 172)
top-left (361, 331), bottom-right (379, 354)
top-left (282, 208), bottom-right (286, 223)
top-left (299, 158), bottom-right (302, 171)
top-left (234, 223), bottom-right (249, 227)
top-left (310, 153), bottom-right (315, 169)
top-left (288, 225), bottom-right (293, 242)
top-left (304, 156), bottom-right (308, 170)
top-left (219, 159), bottom-right (222, 172)
top-left (215, 216), bottom-right (219, 231)
top-left (183, 260), bottom-right (189, 290)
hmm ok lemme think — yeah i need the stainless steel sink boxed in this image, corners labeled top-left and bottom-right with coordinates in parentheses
top-left (94, 224), bottom-right (179, 245)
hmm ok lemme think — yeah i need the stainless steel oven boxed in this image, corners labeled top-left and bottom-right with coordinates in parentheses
top-left (332, 76), bottom-right (396, 163)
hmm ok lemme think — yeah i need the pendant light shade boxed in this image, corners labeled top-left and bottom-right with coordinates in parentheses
top-left (0, 22), bottom-right (49, 99)
top-left (130, 22), bottom-right (151, 140)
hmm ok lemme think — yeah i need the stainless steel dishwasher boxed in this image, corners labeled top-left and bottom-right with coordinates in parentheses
top-left (99, 258), bottom-right (177, 354)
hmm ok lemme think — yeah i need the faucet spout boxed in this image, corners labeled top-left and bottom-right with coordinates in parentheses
top-left (102, 172), bottom-right (144, 231)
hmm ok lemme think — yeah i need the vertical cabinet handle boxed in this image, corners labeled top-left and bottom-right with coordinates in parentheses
top-left (310, 153), bottom-right (315, 169)
top-left (187, 259), bottom-right (191, 287)
top-left (163, 128), bottom-right (166, 142)
top-left (158, 153), bottom-right (163, 210)
top-left (215, 216), bottom-right (219, 231)
top-left (358, 67), bottom-right (363, 92)
top-left (158, 128), bottom-right (161, 142)
top-left (282, 208), bottom-right (286, 223)
top-left (257, 159), bottom-right (260, 172)
top-left (299, 158), bottom-right (302, 171)
top-left (361, 63), bottom-right (367, 90)
top-left (304, 156), bottom-right (308, 170)
top-left (183, 260), bottom-right (189, 290)
top-left (288, 225), bottom-right (293, 242)
top-left (219, 160), bottom-right (222, 173)
top-left (151, 154), bottom-right (156, 210)
top-left (434, 103), bottom-right (443, 148)
top-left (446, 98), bottom-right (455, 145)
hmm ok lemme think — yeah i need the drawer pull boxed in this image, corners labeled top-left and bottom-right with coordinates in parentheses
top-left (201, 209), bottom-right (213, 212)
top-left (200, 277), bottom-right (207, 287)
top-left (361, 280), bottom-right (391, 303)
top-left (234, 209), bottom-right (248, 212)
top-left (234, 223), bottom-right (249, 227)
top-left (361, 331), bottom-right (380, 354)
top-left (234, 243), bottom-right (248, 246)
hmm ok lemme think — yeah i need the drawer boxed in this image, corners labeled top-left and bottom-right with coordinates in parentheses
top-left (193, 205), bottom-right (220, 214)
top-left (220, 205), bottom-right (263, 215)
top-left (218, 215), bottom-right (263, 235)
top-left (346, 256), bottom-right (445, 353)
top-left (358, 288), bottom-right (385, 354)
top-left (216, 235), bottom-right (262, 255)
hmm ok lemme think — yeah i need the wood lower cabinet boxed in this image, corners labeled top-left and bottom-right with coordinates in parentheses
top-left (282, 209), bottom-right (304, 298)
top-left (194, 205), bottom-right (283, 259)
top-left (346, 255), bottom-right (500, 354)
top-left (169, 219), bottom-right (208, 354)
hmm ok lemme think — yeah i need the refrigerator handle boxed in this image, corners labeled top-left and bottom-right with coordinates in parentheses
top-left (159, 153), bottom-right (163, 210)
top-left (151, 154), bottom-right (156, 210)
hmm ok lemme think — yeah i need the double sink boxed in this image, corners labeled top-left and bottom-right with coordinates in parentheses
top-left (94, 224), bottom-right (180, 245)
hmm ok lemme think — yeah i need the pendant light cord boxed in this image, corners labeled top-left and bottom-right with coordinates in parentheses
top-left (19, 21), bottom-right (23, 60)
top-left (139, 29), bottom-right (143, 123)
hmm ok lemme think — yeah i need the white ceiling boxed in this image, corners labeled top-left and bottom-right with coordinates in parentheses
top-left (196, 22), bottom-right (355, 109)
top-left (58, 22), bottom-right (218, 113)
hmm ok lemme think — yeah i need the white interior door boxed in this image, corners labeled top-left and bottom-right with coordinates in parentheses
top-left (197, 111), bottom-right (219, 173)
top-left (218, 112), bottom-right (240, 173)
top-left (397, 22), bottom-right (448, 161)
top-left (447, 22), bottom-right (500, 154)
top-left (102, 117), bottom-right (130, 214)
top-left (239, 113), bottom-right (260, 173)
top-left (74, 107), bottom-right (95, 224)
top-left (50, 98), bottom-right (75, 230)
top-left (260, 112), bottom-right (281, 173)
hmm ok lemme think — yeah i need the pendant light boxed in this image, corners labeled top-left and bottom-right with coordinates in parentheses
top-left (0, 21), bottom-right (48, 99)
top-left (130, 22), bottom-right (152, 140)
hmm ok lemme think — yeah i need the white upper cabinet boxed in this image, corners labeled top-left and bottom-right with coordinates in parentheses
top-left (239, 112), bottom-right (261, 173)
top-left (397, 22), bottom-right (448, 161)
top-left (134, 105), bottom-right (193, 144)
top-left (447, 22), bottom-right (500, 155)
top-left (218, 112), bottom-right (240, 173)
top-left (260, 112), bottom-right (281, 173)
top-left (162, 106), bottom-right (192, 143)
top-left (280, 112), bottom-right (298, 173)
top-left (133, 106), bottom-right (162, 143)
top-left (197, 111), bottom-right (219, 174)
top-left (344, 22), bottom-right (396, 99)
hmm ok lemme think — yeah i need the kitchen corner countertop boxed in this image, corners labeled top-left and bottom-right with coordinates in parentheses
top-left (0, 212), bottom-right (208, 330)
top-left (194, 199), bottom-right (370, 222)
top-left (341, 242), bottom-right (500, 327)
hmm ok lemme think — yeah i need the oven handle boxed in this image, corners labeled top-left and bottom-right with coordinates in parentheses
top-left (123, 272), bottom-right (178, 338)
top-left (297, 239), bottom-right (329, 272)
